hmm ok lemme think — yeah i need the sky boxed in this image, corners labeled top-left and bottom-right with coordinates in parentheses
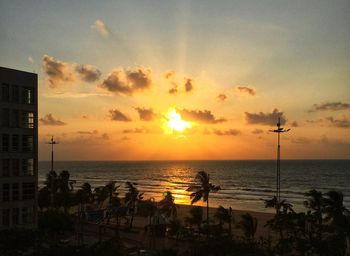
top-left (1, 0), bottom-right (350, 160)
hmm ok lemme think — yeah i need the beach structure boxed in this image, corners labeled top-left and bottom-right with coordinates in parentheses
top-left (0, 67), bottom-right (38, 229)
top-left (270, 117), bottom-right (290, 205)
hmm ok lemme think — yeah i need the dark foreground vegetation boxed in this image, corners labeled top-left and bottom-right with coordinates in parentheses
top-left (1, 170), bottom-right (349, 256)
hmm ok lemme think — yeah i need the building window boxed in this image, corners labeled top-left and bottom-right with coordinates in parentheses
top-left (12, 134), bottom-right (19, 152)
top-left (12, 183), bottom-right (19, 201)
top-left (22, 112), bottom-right (34, 128)
top-left (12, 159), bottom-right (20, 176)
top-left (2, 209), bottom-right (10, 227)
top-left (2, 184), bottom-right (10, 202)
top-left (11, 110), bottom-right (19, 127)
top-left (22, 183), bottom-right (35, 200)
top-left (2, 108), bottom-right (10, 127)
top-left (22, 159), bottom-right (34, 176)
top-left (22, 207), bottom-right (34, 224)
top-left (22, 135), bottom-right (34, 152)
top-left (22, 87), bottom-right (34, 104)
top-left (2, 134), bottom-right (9, 151)
top-left (1, 84), bottom-right (10, 102)
top-left (12, 85), bottom-right (19, 103)
top-left (12, 208), bottom-right (19, 225)
top-left (2, 159), bottom-right (10, 176)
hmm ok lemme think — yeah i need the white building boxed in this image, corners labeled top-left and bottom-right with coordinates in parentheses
top-left (0, 67), bottom-right (38, 229)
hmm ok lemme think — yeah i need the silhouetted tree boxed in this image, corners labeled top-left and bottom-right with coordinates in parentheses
top-left (214, 206), bottom-right (234, 238)
top-left (239, 213), bottom-right (258, 241)
top-left (125, 182), bottom-right (143, 228)
top-left (159, 191), bottom-right (177, 219)
top-left (187, 171), bottom-right (221, 228)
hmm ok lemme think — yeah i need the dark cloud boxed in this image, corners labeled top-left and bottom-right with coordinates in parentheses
top-left (42, 55), bottom-right (75, 88)
top-left (39, 114), bottom-right (66, 126)
top-left (169, 87), bottom-right (178, 95)
top-left (99, 67), bottom-right (152, 96)
top-left (75, 64), bottom-right (101, 82)
top-left (164, 70), bottom-right (175, 79)
top-left (213, 129), bottom-right (241, 136)
top-left (179, 109), bottom-right (226, 124)
top-left (134, 107), bottom-right (156, 121)
top-left (123, 128), bottom-right (148, 134)
top-left (309, 102), bottom-right (350, 112)
top-left (43, 55), bottom-right (102, 87)
top-left (236, 86), bottom-right (256, 96)
top-left (290, 121), bottom-right (299, 127)
top-left (184, 78), bottom-right (193, 93)
top-left (245, 109), bottom-right (286, 126)
top-left (326, 116), bottom-right (350, 128)
top-left (109, 109), bottom-right (132, 122)
top-left (217, 94), bottom-right (227, 101)
top-left (252, 129), bottom-right (264, 134)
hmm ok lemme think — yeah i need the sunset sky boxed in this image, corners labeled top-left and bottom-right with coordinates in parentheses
top-left (1, 0), bottom-right (349, 160)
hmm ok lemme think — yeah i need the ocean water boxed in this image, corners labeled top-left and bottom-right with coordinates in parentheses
top-left (38, 160), bottom-right (350, 213)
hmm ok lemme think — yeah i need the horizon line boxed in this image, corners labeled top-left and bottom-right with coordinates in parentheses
top-left (38, 158), bottom-right (350, 162)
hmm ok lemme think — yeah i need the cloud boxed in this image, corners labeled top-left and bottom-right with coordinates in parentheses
top-left (42, 55), bottom-right (75, 88)
top-left (164, 70), bottom-right (175, 79)
top-left (236, 86), bottom-right (256, 96)
top-left (91, 19), bottom-right (111, 38)
top-left (76, 130), bottom-right (98, 135)
top-left (99, 67), bottom-right (152, 96)
top-left (291, 137), bottom-right (312, 144)
top-left (164, 71), bottom-right (195, 95)
top-left (179, 109), bottom-right (226, 124)
top-left (217, 94), bottom-right (227, 101)
top-left (252, 129), bottom-right (264, 134)
top-left (245, 108), bottom-right (286, 126)
top-left (43, 55), bottom-right (102, 87)
top-left (28, 56), bottom-right (34, 64)
top-left (213, 129), bottom-right (241, 136)
top-left (39, 114), bottom-right (66, 126)
top-left (184, 78), bottom-right (193, 93)
top-left (109, 109), bottom-right (132, 122)
top-left (309, 102), bottom-right (350, 112)
top-left (135, 107), bottom-right (156, 121)
top-left (122, 128), bottom-right (148, 134)
top-left (169, 87), bottom-right (178, 95)
top-left (75, 64), bottom-right (101, 82)
top-left (290, 121), bottom-right (298, 127)
top-left (326, 116), bottom-right (350, 128)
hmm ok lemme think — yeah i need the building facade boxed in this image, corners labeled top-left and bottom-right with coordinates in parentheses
top-left (0, 67), bottom-right (38, 229)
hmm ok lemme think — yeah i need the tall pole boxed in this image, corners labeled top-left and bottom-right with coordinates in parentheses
top-left (46, 136), bottom-right (59, 207)
top-left (270, 118), bottom-right (290, 208)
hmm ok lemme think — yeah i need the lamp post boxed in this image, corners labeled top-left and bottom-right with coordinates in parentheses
top-left (46, 136), bottom-right (59, 207)
top-left (270, 118), bottom-right (290, 205)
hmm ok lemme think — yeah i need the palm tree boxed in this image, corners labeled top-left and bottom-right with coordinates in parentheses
top-left (125, 182), bottom-right (143, 228)
top-left (214, 206), bottom-right (234, 238)
top-left (159, 191), bottom-right (177, 219)
top-left (323, 190), bottom-right (350, 251)
top-left (304, 189), bottom-right (324, 241)
top-left (239, 213), bottom-right (258, 241)
top-left (187, 171), bottom-right (221, 227)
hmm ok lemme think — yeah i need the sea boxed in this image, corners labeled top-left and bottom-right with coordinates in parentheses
top-left (38, 160), bottom-right (350, 213)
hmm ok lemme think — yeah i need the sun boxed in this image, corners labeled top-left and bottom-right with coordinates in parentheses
top-left (165, 109), bottom-right (191, 133)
